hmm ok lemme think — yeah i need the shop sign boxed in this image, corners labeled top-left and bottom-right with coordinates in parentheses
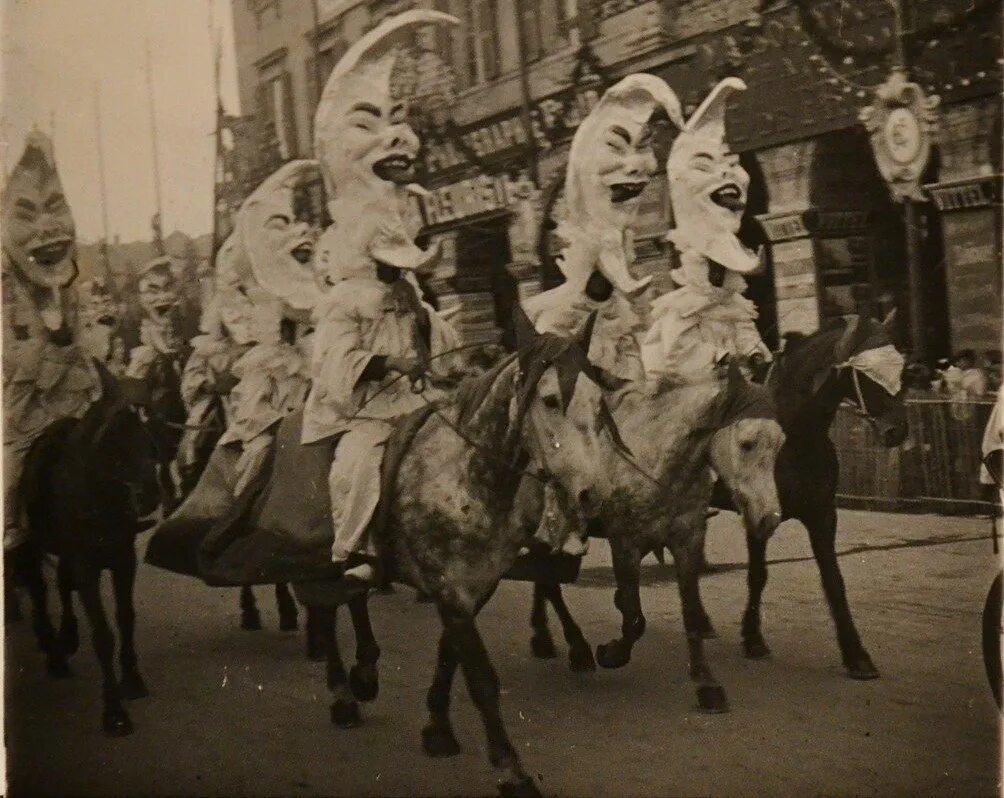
top-left (924, 175), bottom-right (1002, 211)
top-left (756, 211), bottom-right (810, 242)
top-left (420, 174), bottom-right (511, 226)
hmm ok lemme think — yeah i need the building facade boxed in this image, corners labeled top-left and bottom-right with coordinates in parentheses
top-left (229, 0), bottom-right (1002, 358)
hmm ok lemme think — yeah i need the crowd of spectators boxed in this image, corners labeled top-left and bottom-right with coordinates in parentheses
top-left (903, 349), bottom-right (1002, 400)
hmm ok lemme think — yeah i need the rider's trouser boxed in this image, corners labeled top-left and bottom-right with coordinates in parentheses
top-left (328, 420), bottom-right (393, 563)
top-left (3, 437), bottom-right (33, 552)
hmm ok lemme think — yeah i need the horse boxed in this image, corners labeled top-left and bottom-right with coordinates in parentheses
top-left (147, 312), bottom-right (622, 797)
top-left (716, 314), bottom-right (908, 678)
top-left (9, 362), bottom-right (160, 736)
top-left (528, 316), bottom-right (907, 686)
top-left (525, 363), bottom-right (784, 712)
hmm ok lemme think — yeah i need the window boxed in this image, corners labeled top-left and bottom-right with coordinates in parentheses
top-left (305, 38), bottom-right (346, 108)
top-left (433, 0), bottom-right (455, 68)
top-left (518, 1), bottom-right (543, 63)
top-left (255, 62), bottom-right (297, 165)
top-left (250, 0), bottom-right (281, 30)
top-left (465, 0), bottom-right (500, 86)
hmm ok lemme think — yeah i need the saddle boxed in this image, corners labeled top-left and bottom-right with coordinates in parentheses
top-left (146, 404), bottom-right (439, 587)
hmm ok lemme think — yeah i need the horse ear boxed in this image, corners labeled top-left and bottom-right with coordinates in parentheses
top-left (577, 311), bottom-right (598, 355)
top-left (834, 315), bottom-right (861, 362)
top-left (880, 307), bottom-right (897, 335)
top-left (512, 304), bottom-right (540, 355)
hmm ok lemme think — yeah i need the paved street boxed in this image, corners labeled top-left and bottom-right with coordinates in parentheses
top-left (5, 509), bottom-right (1000, 797)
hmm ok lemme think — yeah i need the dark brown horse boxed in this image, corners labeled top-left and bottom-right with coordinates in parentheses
top-left (9, 363), bottom-right (160, 735)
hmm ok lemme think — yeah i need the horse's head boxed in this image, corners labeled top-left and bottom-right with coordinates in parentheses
top-left (89, 367), bottom-right (161, 520)
top-left (510, 309), bottom-right (623, 520)
top-left (831, 314), bottom-right (908, 447)
top-left (707, 363), bottom-right (785, 538)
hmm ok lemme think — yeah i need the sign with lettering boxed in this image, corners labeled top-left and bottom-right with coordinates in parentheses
top-left (925, 175), bottom-right (1002, 212)
top-left (420, 174), bottom-right (511, 227)
top-left (772, 238), bottom-right (819, 335)
top-left (756, 211), bottom-right (809, 243)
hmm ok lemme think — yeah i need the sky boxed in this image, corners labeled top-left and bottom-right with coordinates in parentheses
top-left (1, 0), bottom-right (241, 243)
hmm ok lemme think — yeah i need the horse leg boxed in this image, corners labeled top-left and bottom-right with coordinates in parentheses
top-left (56, 556), bottom-right (80, 657)
top-left (541, 582), bottom-right (594, 672)
top-left (74, 560), bottom-right (131, 735)
top-left (239, 586), bottom-right (262, 630)
top-left (439, 606), bottom-right (540, 798)
top-left (4, 570), bottom-right (22, 623)
top-left (347, 594), bottom-right (380, 702)
top-left (112, 545), bottom-right (148, 700)
top-left (596, 544), bottom-right (644, 669)
top-left (673, 540), bottom-right (729, 713)
top-left (528, 581), bottom-right (557, 659)
top-left (422, 628), bottom-right (462, 757)
top-left (17, 548), bottom-right (70, 677)
top-left (275, 583), bottom-right (298, 631)
top-left (319, 606), bottom-right (361, 728)
top-left (305, 606), bottom-right (329, 661)
top-left (741, 529), bottom-right (771, 659)
top-left (806, 508), bottom-right (878, 679)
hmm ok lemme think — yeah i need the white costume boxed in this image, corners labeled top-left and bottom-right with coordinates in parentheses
top-left (78, 278), bottom-right (127, 376)
top-left (125, 257), bottom-right (186, 380)
top-left (641, 78), bottom-right (770, 384)
top-left (303, 10), bottom-right (461, 568)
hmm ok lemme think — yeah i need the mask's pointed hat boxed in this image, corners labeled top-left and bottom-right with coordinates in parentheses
top-left (313, 9), bottom-right (459, 188)
top-left (680, 76), bottom-right (745, 140)
top-left (563, 74), bottom-right (683, 296)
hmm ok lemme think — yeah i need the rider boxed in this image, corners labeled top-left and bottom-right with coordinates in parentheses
top-left (640, 78), bottom-right (771, 386)
top-left (523, 74), bottom-right (684, 553)
top-left (2, 132), bottom-right (103, 552)
top-left (302, 9), bottom-right (461, 585)
top-left (78, 277), bottom-right (128, 376)
top-left (125, 255), bottom-right (188, 381)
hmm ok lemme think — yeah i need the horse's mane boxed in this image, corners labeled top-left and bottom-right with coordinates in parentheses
top-left (455, 351), bottom-right (519, 428)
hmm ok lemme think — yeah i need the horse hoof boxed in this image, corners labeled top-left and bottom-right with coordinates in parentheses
top-left (349, 663), bottom-right (379, 702)
top-left (330, 699), bottom-right (362, 729)
top-left (306, 639), bottom-right (328, 662)
top-left (278, 614), bottom-right (298, 632)
top-left (58, 624), bottom-right (80, 656)
top-left (240, 612), bottom-right (262, 631)
top-left (46, 657), bottom-right (73, 679)
top-left (845, 656), bottom-right (880, 680)
top-left (421, 724), bottom-right (461, 758)
top-left (120, 674), bottom-right (150, 700)
top-left (568, 644), bottom-right (596, 673)
top-left (696, 684), bottom-right (730, 714)
top-left (530, 634), bottom-right (557, 659)
top-left (596, 641), bottom-right (630, 669)
top-left (102, 708), bottom-right (134, 737)
top-left (742, 637), bottom-right (771, 660)
top-left (498, 775), bottom-right (542, 798)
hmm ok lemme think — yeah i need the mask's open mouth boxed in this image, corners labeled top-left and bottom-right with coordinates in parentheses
top-left (97, 314), bottom-right (116, 326)
top-left (710, 183), bottom-right (745, 212)
top-left (372, 154), bottom-right (415, 185)
top-left (609, 182), bottom-right (647, 203)
top-left (291, 241), bottom-right (314, 265)
top-left (30, 239), bottom-right (73, 267)
top-left (153, 302), bottom-right (175, 318)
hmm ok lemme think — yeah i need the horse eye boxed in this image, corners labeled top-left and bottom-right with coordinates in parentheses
top-left (542, 394), bottom-right (561, 410)
top-left (740, 440), bottom-right (755, 452)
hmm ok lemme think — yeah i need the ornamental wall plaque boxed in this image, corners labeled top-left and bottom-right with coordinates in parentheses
top-left (859, 68), bottom-right (940, 202)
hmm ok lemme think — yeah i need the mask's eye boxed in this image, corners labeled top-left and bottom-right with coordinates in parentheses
top-left (542, 394), bottom-right (561, 411)
top-left (691, 153), bottom-right (715, 171)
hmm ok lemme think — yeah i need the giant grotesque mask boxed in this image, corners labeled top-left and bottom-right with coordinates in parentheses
top-left (312, 9), bottom-right (458, 282)
top-left (237, 159), bottom-right (324, 317)
top-left (666, 77), bottom-right (758, 274)
top-left (137, 257), bottom-right (180, 329)
top-left (2, 132), bottom-right (78, 336)
top-left (559, 74), bottom-right (683, 295)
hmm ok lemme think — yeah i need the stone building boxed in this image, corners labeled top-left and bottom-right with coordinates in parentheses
top-left (230, 0), bottom-right (1002, 357)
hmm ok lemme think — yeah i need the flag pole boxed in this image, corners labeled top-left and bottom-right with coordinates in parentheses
top-left (145, 37), bottom-right (165, 254)
top-left (93, 83), bottom-right (117, 299)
